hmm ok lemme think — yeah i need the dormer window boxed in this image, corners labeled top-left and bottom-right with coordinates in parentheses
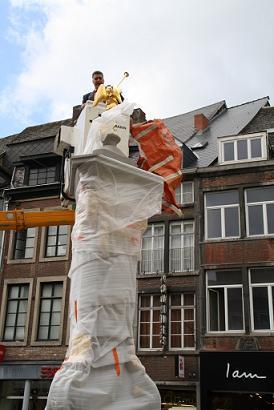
top-left (219, 132), bottom-right (267, 165)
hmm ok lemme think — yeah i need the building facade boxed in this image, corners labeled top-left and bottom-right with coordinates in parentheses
top-left (0, 97), bottom-right (274, 409)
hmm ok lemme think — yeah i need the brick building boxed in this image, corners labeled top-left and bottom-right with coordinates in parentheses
top-left (0, 96), bottom-right (274, 409)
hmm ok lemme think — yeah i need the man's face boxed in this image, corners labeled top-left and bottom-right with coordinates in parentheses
top-left (92, 73), bottom-right (104, 90)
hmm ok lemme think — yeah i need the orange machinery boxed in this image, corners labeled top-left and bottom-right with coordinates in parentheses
top-left (0, 209), bottom-right (75, 231)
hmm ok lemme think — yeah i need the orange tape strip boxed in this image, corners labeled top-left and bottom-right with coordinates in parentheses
top-left (74, 300), bottom-right (78, 322)
top-left (112, 348), bottom-right (120, 376)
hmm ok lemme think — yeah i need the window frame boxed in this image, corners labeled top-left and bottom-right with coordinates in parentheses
top-left (206, 271), bottom-right (245, 333)
top-left (31, 276), bottom-right (67, 346)
top-left (169, 293), bottom-right (195, 351)
top-left (205, 191), bottom-right (240, 240)
top-left (0, 278), bottom-right (33, 346)
top-left (218, 132), bottom-right (267, 165)
top-left (245, 186), bottom-right (274, 237)
top-left (27, 165), bottom-right (57, 186)
top-left (169, 221), bottom-right (194, 273)
top-left (249, 268), bottom-right (274, 332)
top-left (138, 294), bottom-right (162, 351)
top-left (175, 181), bottom-right (194, 205)
top-left (39, 207), bottom-right (71, 262)
top-left (140, 223), bottom-right (165, 274)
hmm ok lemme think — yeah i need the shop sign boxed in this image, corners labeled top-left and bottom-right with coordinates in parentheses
top-left (40, 366), bottom-right (60, 379)
top-left (0, 345), bottom-right (5, 362)
top-left (200, 351), bottom-right (274, 393)
top-left (178, 355), bottom-right (185, 378)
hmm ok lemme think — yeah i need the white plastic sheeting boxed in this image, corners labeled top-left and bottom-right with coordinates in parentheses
top-left (46, 104), bottom-right (163, 409)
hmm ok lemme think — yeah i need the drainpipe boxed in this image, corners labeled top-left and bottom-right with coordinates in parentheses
top-left (22, 380), bottom-right (31, 410)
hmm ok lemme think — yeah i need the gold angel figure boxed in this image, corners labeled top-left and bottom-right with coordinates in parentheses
top-left (93, 84), bottom-right (122, 110)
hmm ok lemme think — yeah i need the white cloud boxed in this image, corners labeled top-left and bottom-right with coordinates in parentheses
top-left (1, 0), bottom-right (274, 130)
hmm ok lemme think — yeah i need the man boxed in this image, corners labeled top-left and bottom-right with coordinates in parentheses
top-left (82, 71), bottom-right (104, 104)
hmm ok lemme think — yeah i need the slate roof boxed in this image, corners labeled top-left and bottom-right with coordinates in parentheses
top-left (164, 96), bottom-right (270, 168)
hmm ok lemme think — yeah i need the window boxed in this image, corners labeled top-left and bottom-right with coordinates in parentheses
top-left (205, 190), bottom-right (240, 239)
top-left (250, 268), bottom-right (274, 331)
top-left (12, 228), bottom-right (36, 260)
top-left (3, 284), bottom-right (29, 341)
top-left (45, 225), bottom-right (69, 257)
top-left (207, 270), bottom-right (244, 332)
top-left (219, 132), bottom-right (267, 164)
top-left (245, 186), bottom-right (274, 236)
top-left (140, 224), bottom-right (164, 274)
top-left (37, 282), bottom-right (63, 341)
top-left (138, 295), bottom-right (161, 350)
top-left (169, 221), bottom-right (194, 272)
top-left (175, 182), bottom-right (194, 205)
top-left (169, 293), bottom-right (195, 349)
top-left (28, 166), bottom-right (56, 186)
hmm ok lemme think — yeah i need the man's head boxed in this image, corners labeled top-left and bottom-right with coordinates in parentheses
top-left (92, 71), bottom-right (104, 90)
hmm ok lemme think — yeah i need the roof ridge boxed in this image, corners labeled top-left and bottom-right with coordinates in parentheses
top-left (21, 118), bottom-right (71, 132)
top-left (163, 100), bottom-right (226, 120)
top-left (228, 96), bottom-right (269, 110)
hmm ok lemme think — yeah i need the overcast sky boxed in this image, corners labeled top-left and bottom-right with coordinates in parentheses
top-left (0, 0), bottom-right (274, 137)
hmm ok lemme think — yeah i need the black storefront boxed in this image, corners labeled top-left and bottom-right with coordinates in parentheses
top-left (200, 351), bottom-right (274, 410)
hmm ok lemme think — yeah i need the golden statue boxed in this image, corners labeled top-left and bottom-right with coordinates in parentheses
top-left (93, 72), bottom-right (129, 110)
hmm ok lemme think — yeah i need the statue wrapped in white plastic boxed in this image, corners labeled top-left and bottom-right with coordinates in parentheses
top-left (46, 81), bottom-right (163, 409)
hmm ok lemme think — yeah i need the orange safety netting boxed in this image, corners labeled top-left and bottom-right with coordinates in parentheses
top-left (131, 119), bottom-right (183, 215)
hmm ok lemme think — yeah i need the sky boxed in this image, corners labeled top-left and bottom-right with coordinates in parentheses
top-left (0, 0), bottom-right (274, 138)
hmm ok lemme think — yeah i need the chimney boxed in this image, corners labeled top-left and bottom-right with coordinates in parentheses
top-left (194, 113), bottom-right (209, 132)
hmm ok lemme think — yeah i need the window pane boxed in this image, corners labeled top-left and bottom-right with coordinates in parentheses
top-left (267, 204), bottom-right (274, 234)
top-left (140, 323), bottom-right (150, 334)
top-left (171, 335), bottom-right (181, 348)
top-left (18, 300), bottom-right (27, 313)
top-left (184, 309), bottom-right (194, 321)
top-left (38, 326), bottom-right (49, 340)
top-left (227, 288), bottom-right (243, 330)
top-left (52, 299), bottom-right (61, 312)
top-left (207, 209), bottom-right (221, 238)
top-left (184, 322), bottom-right (194, 334)
top-left (248, 205), bottom-right (264, 235)
top-left (51, 312), bottom-right (61, 326)
top-left (206, 190), bottom-right (238, 206)
top-left (57, 246), bottom-right (66, 256)
top-left (4, 327), bottom-right (14, 341)
top-left (253, 287), bottom-right (270, 330)
top-left (49, 326), bottom-right (59, 340)
top-left (9, 286), bottom-right (19, 298)
top-left (53, 283), bottom-right (63, 297)
top-left (251, 268), bottom-right (274, 284)
top-left (237, 139), bottom-right (248, 160)
top-left (140, 296), bottom-right (151, 307)
top-left (139, 336), bottom-right (150, 348)
top-left (170, 294), bottom-right (181, 306)
top-left (6, 313), bottom-right (16, 326)
top-left (20, 285), bottom-right (29, 298)
top-left (7, 301), bottom-right (17, 313)
top-left (171, 322), bottom-right (181, 334)
top-left (39, 312), bottom-right (50, 326)
top-left (223, 142), bottom-right (234, 161)
top-left (42, 284), bottom-right (53, 297)
top-left (15, 327), bottom-right (24, 341)
top-left (184, 294), bottom-right (194, 306)
top-left (184, 335), bottom-right (194, 348)
top-left (41, 300), bottom-right (51, 312)
top-left (140, 311), bottom-right (150, 322)
top-left (171, 309), bottom-right (181, 321)
top-left (224, 207), bottom-right (239, 237)
top-left (207, 270), bottom-right (242, 286)
top-left (209, 289), bottom-right (225, 331)
top-left (152, 322), bottom-right (160, 334)
top-left (250, 138), bottom-right (262, 158)
top-left (246, 186), bottom-right (274, 203)
top-left (153, 295), bottom-right (160, 307)
top-left (46, 247), bottom-right (56, 257)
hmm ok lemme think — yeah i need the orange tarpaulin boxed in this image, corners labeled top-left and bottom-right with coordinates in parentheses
top-left (131, 120), bottom-right (183, 215)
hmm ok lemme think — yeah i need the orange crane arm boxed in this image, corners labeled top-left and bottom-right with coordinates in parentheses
top-left (0, 209), bottom-right (75, 231)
